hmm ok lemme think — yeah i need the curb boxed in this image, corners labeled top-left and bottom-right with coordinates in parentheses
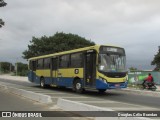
top-left (57, 98), bottom-right (114, 111)
top-left (0, 76), bottom-right (27, 82)
top-left (1, 75), bottom-right (160, 97)
top-left (0, 77), bottom-right (155, 120)
top-left (0, 84), bottom-right (7, 89)
top-left (0, 83), bottom-right (52, 104)
top-left (57, 98), bottom-right (152, 120)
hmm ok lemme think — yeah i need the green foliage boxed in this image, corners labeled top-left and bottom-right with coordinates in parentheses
top-left (151, 49), bottom-right (160, 71)
top-left (0, 0), bottom-right (7, 7)
top-left (22, 32), bottom-right (95, 59)
top-left (0, 62), bottom-right (28, 76)
top-left (0, 19), bottom-right (4, 28)
top-left (0, 0), bottom-right (7, 28)
top-left (129, 67), bottom-right (138, 72)
top-left (16, 62), bottom-right (28, 76)
top-left (0, 62), bottom-right (14, 73)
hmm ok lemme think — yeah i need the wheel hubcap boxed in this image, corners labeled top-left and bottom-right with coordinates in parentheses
top-left (76, 83), bottom-right (81, 90)
top-left (41, 80), bottom-right (44, 87)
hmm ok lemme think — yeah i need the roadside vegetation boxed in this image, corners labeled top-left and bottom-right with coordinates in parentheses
top-left (151, 47), bottom-right (160, 71)
top-left (0, 0), bottom-right (7, 28)
top-left (0, 62), bottom-right (28, 76)
top-left (22, 32), bottom-right (95, 59)
top-left (1, 32), bottom-right (95, 77)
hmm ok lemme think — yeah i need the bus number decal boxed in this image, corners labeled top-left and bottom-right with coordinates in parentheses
top-left (75, 69), bottom-right (79, 74)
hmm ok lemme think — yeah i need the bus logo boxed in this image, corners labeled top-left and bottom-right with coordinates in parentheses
top-left (75, 69), bottom-right (79, 74)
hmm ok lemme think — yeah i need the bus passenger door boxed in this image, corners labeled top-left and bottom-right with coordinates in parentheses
top-left (85, 50), bottom-right (96, 86)
top-left (29, 60), bottom-right (36, 82)
top-left (51, 58), bottom-right (58, 85)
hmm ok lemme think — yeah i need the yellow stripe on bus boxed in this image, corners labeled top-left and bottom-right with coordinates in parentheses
top-left (36, 69), bottom-right (50, 77)
top-left (36, 68), bottom-right (84, 78)
top-left (58, 68), bottom-right (83, 78)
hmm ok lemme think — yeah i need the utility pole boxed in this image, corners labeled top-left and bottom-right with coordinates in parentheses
top-left (15, 62), bottom-right (18, 76)
top-left (0, 62), bottom-right (1, 75)
top-left (10, 63), bottom-right (12, 73)
top-left (15, 58), bottom-right (17, 76)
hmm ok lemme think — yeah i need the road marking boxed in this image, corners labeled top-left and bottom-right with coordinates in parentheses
top-left (31, 91), bottom-right (70, 94)
top-left (113, 100), bottom-right (153, 108)
top-left (18, 87), bottom-right (39, 89)
top-left (51, 96), bottom-right (88, 99)
top-left (0, 82), bottom-right (23, 87)
top-left (49, 105), bottom-right (60, 110)
top-left (35, 92), bottom-right (67, 95)
top-left (77, 101), bottom-right (116, 103)
top-left (1, 81), bottom-right (160, 112)
top-left (20, 89), bottom-right (62, 92)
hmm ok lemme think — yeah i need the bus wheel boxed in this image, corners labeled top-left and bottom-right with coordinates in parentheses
top-left (74, 79), bottom-right (84, 93)
top-left (40, 78), bottom-right (46, 88)
top-left (98, 89), bottom-right (106, 93)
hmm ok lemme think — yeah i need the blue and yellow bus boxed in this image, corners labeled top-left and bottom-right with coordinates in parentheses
top-left (28, 45), bottom-right (127, 93)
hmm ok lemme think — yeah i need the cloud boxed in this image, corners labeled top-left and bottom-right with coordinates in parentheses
top-left (0, 0), bottom-right (160, 69)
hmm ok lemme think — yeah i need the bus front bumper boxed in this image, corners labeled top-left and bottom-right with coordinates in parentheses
top-left (96, 79), bottom-right (127, 89)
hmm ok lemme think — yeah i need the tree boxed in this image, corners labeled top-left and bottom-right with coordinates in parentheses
top-left (151, 48), bottom-right (160, 71)
top-left (0, 19), bottom-right (4, 28)
top-left (129, 67), bottom-right (138, 72)
top-left (0, 0), bottom-right (6, 7)
top-left (0, 62), bottom-right (13, 73)
top-left (16, 62), bottom-right (28, 76)
top-left (0, 0), bottom-right (7, 28)
top-left (22, 32), bottom-right (95, 59)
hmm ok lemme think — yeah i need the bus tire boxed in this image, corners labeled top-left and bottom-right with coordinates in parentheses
top-left (74, 79), bottom-right (84, 93)
top-left (98, 89), bottom-right (106, 93)
top-left (40, 77), bottom-right (46, 88)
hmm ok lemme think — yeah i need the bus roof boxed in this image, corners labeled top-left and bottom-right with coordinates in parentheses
top-left (28, 44), bottom-right (123, 60)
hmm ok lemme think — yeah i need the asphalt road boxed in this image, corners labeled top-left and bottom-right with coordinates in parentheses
top-left (0, 78), bottom-right (160, 110)
top-left (0, 89), bottom-right (50, 111)
top-left (0, 89), bottom-right (90, 120)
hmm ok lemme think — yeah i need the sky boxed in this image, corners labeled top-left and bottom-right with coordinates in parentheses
top-left (0, 0), bottom-right (160, 70)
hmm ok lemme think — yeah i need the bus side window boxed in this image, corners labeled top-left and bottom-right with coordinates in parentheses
top-left (59, 55), bottom-right (70, 68)
top-left (37, 59), bottom-right (44, 69)
top-left (70, 53), bottom-right (83, 68)
top-left (33, 61), bottom-right (36, 71)
top-left (29, 61), bottom-right (36, 71)
top-left (29, 61), bottom-right (32, 70)
top-left (44, 58), bottom-right (50, 69)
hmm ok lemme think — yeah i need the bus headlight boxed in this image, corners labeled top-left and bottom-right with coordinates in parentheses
top-left (124, 77), bottom-right (128, 82)
top-left (99, 77), bottom-right (107, 83)
top-left (99, 77), bottom-right (103, 81)
top-left (99, 65), bottom-right (104, 70)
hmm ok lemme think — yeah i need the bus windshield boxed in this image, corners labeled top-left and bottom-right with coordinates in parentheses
top-left (98, 47), bottom-right (126, 72)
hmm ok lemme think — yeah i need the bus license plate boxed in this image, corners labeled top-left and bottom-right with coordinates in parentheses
top-left (115, 84), bottom-right (120, 87)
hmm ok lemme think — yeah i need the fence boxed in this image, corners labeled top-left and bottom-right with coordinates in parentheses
top-left (128, 71), bottom-right (160, 85)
